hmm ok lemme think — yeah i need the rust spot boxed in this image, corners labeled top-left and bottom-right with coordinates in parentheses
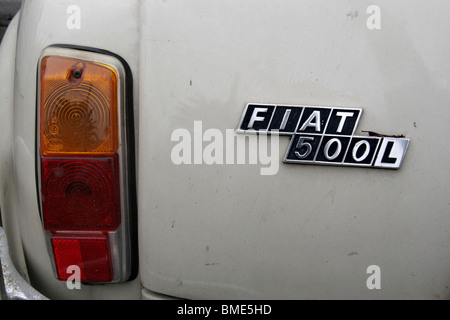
top-left (362, 130), bottom-right (405, 138)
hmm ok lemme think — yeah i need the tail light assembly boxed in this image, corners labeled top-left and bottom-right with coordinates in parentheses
top-left (37, 46), bottom-right (136, 283)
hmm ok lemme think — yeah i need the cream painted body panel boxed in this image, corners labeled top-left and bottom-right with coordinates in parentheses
top-left (137, 0), bottom-right (450, 299)
top-left (0, 0), bottom-right (448, 299)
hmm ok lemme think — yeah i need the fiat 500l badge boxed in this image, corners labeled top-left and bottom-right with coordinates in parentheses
top-left (237, 103), bottom-right (409, 169)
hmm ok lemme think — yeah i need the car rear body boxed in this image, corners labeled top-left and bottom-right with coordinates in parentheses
top-left (0, 0), bottom-right (449, 299)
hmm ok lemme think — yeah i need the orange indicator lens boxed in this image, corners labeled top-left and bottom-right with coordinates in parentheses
top-left (40, 56), bottom-right (119, 155)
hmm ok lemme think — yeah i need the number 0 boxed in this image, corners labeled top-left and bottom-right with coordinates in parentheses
top-left (324, 138), bottom-right (342, 160)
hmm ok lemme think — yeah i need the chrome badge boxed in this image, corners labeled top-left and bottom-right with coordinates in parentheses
top-left (237, 103), bottom-right (409, 169)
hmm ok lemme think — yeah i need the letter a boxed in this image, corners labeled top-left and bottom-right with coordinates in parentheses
top-left (366, 265), bottom-right (381, 289)
top-left (66, 5), bottom-right (81, 30)
top-left (66, 265), bottom-right (81, 290)
top-left (366, 5), bottom-right (381, 30)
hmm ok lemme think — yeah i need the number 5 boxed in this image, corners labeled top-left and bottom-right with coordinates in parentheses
top-left (295, 136), bottom-right (314, 159)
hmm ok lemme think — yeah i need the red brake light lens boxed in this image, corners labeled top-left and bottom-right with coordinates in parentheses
top-left (41, 155), bottom-right (121, 231)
